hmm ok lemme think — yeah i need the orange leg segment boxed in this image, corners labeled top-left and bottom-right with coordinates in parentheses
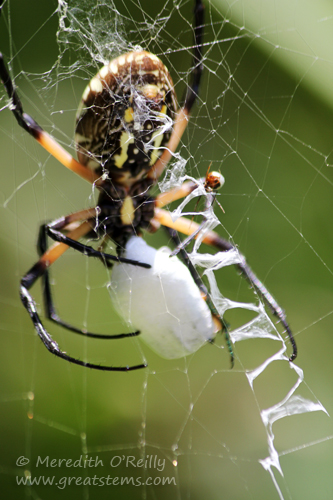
top-left (40, 220), bottom-right (93, 268)
top-left (155, 179), bottom-right (198, 208)
top-left (154, 207), bottom-right (218, 247)
top-left (37, 132), bottom-right (99, 185)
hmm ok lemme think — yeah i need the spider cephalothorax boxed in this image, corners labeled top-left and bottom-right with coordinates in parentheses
top-left (93, 178), bottom-right (155, 249)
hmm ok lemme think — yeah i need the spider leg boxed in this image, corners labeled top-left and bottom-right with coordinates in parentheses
top-left (147, 0), bottom-right (204, 181)
top-left (165, 226), bottom-right (234, 367)
top-left (169, 221), bottom-right (205, 257)
top-left (183, 0), bottom-right (205, 113)
top-left (157, 184), bottom-right (218, 257)
top-left (154, 208), bottom-right (297, 362)
top-left (155, 179), bottom-right (199, 207)
top-left (170, 192), bottom-right (216, 256)
top-left (21, 220), bottom-right (146, 371)
top-left (45, 229), bottom-right (150, 267)
top-left (0, 53), bottom-right (99, 184)
top-left (37, 215), bottom-right (141, 340)
top-left (156, 181), bottom-right (235, 365)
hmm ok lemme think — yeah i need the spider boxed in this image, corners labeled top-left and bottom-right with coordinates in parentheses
top-left (0, 0), bottom-right (297, 371)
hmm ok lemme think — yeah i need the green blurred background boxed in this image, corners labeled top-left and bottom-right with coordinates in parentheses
top-left (0, 0), bottom-right (332, 499)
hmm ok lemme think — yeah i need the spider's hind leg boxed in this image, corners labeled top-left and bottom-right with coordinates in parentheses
top-left (157, 209), bottom-right (297, 362)
top-left (20, 218), bottom-right (146, 371)
top-left (36, 215), bottom-right (144, 340)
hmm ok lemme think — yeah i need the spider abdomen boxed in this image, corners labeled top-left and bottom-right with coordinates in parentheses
top-left (75, 51), bottom-right (177, 186)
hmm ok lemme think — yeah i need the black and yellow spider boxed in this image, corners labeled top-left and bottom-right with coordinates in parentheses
top-left (0, 0), bottom-right (297, 370)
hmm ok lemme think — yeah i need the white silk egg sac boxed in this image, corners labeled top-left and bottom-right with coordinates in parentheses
top-left (110, 236), bottom-right (216, 359)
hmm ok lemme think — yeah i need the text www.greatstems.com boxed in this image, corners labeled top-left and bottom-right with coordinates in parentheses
top-left (16, 475), bottom-right (176, 489)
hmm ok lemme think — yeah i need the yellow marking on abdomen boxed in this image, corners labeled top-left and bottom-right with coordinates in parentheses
top-left (149, 130), bottom-right (164, 166)
top-left (113, 132), bottom-right (135, 168)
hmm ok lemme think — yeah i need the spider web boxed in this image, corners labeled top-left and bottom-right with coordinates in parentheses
top-left (0, 0), bottom-right (332, 499)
